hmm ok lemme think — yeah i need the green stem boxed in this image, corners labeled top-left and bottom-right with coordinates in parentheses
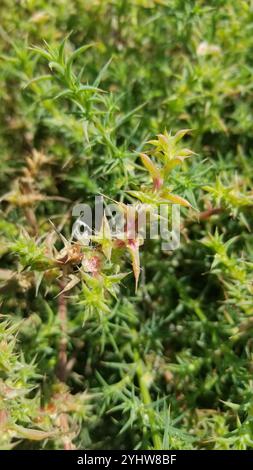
top-left (135, 351), bottom-right (162, 450)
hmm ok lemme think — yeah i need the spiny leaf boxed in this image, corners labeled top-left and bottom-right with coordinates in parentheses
top-left (140, 153), bottom-right (163, 183)
top-left (127, 239), bottom-right (141, 291)
top-left (22, 74), bottom-right (52, 90)
top-left (12, 424), bottom-right (57, 441)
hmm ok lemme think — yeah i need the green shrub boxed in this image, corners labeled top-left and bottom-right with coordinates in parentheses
top-left (1, 0), bottom-right (253, 450)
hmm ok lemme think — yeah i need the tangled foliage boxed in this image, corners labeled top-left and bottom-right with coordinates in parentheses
top-left (1, 0), bottom-right (253, 450)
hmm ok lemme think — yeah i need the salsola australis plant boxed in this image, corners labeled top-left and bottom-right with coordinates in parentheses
top-left (1, 0), bottom-right (253, 451)
top-left (1, 39), bottom-right (195, 449)
top-left (0, 316), bottom-right (90, 449)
